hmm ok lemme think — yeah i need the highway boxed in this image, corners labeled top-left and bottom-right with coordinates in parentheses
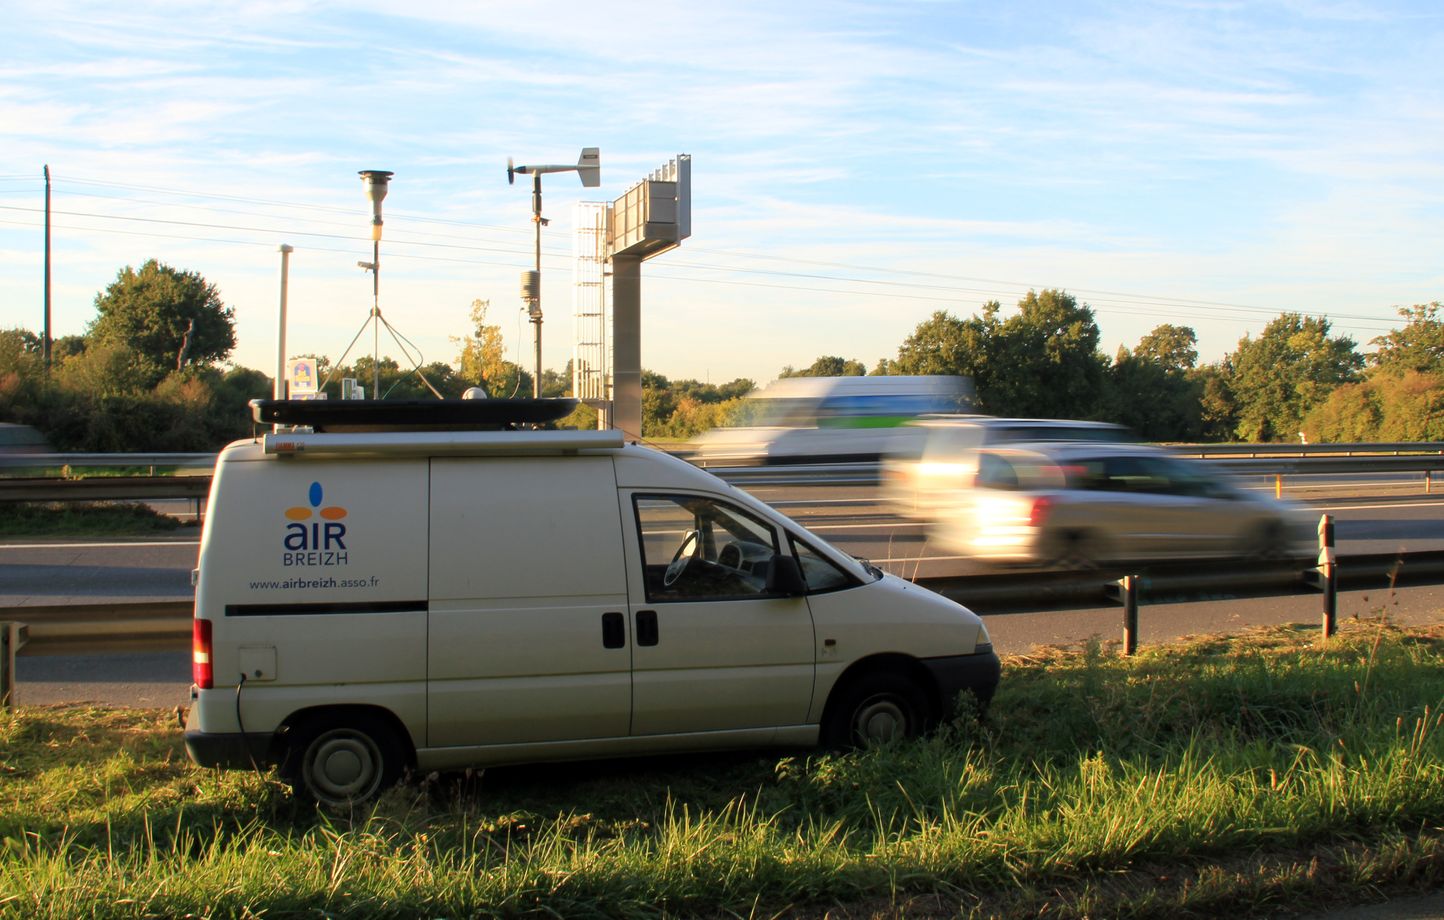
top-left (3, 476), bottom-right (1441, 707)
top-left (2, 483), bottom-right (1443, 605)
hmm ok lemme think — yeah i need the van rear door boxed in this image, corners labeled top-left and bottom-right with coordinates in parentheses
top-left (426, 455), bottom-right (631, 747)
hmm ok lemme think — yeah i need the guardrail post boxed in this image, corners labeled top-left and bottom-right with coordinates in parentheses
top-left (1316, 514), bottom-right (1337, 638)
top-left (1, 622), bottom-right (28, 711)
top-left (1275, 473), bottom-right (1283, 499)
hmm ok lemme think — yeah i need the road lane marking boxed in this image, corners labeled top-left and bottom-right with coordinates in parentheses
top-left (1320, 500), bottom-right (1444, 512)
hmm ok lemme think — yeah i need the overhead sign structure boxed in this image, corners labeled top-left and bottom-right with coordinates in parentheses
top-left (611, 155), bottom-right (691, 260)
top-left (572, 155), bottom-right (691, 439)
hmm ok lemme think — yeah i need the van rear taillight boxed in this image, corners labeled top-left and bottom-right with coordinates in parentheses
top-left (192, 619), bottom-right (213, 689)
top-left (1028, 497), bottom-right (1053, 527)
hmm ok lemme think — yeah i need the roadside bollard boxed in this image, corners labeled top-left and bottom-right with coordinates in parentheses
top-left (1, 621), bottom-right (29, 711)
top-left (1104, 575), bottom-right (1142, 656)
top-left (1315, 515), bottom-right (1337, 638)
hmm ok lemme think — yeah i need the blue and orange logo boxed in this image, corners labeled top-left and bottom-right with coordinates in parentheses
top-left (282, 481), bottom-right (349, 563)
top-left (285, 481), bottom-right (348, 524)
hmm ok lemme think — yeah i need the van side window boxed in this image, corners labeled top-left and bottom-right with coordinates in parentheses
top-left (633, 495), bottom-right (781, 603)
top-left (789, 537), bottom-right (856, 593)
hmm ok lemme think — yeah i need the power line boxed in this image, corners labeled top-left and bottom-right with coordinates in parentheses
top-left (0, 180), bottom-right (1417, 337)
top-left (14, 173), bottom-right (1401, 321)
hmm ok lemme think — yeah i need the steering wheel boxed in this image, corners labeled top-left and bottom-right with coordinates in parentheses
top-left (663, 529), bottom-right (701, 587)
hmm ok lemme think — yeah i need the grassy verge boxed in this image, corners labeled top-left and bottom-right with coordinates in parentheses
top-left (0, 501), bottom-right (185, 537)
top-left (1, 622), bottom-right (1441, 918)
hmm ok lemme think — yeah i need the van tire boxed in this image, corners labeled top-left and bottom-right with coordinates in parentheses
top-left (286, 714), bottom-right (405, 810)
top-left (822, 671), bottom-right (930, 749)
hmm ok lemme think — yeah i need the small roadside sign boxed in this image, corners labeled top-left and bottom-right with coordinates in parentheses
top-left (288, 358), bottom-right (318, 399)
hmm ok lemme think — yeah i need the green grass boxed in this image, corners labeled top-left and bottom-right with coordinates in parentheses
top-left (0, 501), bottom-right (185, 537)
top-left (1, 621), bottom-right (1442, 918)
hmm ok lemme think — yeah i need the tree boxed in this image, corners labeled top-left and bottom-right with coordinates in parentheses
top-left (1226, 313), bottom-right (1363, 442)
top-left (639, 371), bottom-right (757, 438)
top-left (0, 328), bottom-right (43, 378)
top-left (984, 290), bottom-right (1107, 418)
top-left (89, 260), bottom-right (236, 386)
top-left (780, 356), bottom-right (866, 378)
top-left (54, 341), bottom-right (150, 398)
top-left (894, 308), bottom-right (993, 379)
top-left (1099, 326), bottom-right (1203, 440)
top-left (1302, 381), bottom-right (1382, 443)
top-left (1370, 302), bottom-right (1444, 375)
top-left (1191, 364), bottom-right (1238, 442)
top-left (1303, 370), bottom-right (1444, 443)
top-left (1134, 324), bottom-right (1199, 372)
top-left (453, 299), bottom-right (510, 392)
top-left (892, 292), bottom-right (1107, 418)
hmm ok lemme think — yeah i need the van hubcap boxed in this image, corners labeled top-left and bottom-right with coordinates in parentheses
top-left (854, 698), bottom-right (907, 743)
top-left (308, 731), bottom-right (379, 798)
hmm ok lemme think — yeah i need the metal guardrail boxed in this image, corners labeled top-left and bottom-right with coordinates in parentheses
top-left (5, 550), bottom-right (1441, 660)
top-left (0, 476), bottom-right (211, 502)
top-left (3, 446), bottom-right (1443, 504)
top-left (0, 452), bottom-right (217, 471)
top-left (1169, 441), bottom-right (1444, 458)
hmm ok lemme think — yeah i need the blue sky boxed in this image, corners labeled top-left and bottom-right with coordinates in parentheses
top-left (2, 0), bottom-right (1441, 388)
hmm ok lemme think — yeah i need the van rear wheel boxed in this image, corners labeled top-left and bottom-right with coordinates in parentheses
top-left (823, 672), bottom-right (931, 749)
top-left (287, 715), bottom-right (404, 810)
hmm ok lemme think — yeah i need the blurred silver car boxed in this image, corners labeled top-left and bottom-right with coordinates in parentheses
top-left (929, 441), bottom-right (1316, 566)
top-left (882, 415), bottom-right (1134, 518)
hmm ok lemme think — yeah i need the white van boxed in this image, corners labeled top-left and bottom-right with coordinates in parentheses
top-left (184, 400), bottom-right (999, 807)
top-left (692, 375), bottom-right (974, 466)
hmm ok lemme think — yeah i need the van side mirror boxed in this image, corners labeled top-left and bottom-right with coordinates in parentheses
top-left (766, 554), bottom-right (807, 597)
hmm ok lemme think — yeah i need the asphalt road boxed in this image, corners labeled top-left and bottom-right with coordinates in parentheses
top-left (3, 489), bottom-right (1442, 604)
top-left (4, 479), bottom-right (1441, 708)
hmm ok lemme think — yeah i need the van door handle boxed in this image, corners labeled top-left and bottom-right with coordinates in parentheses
top-left (636, 609), bottom-right (659, 647)
top-left (601, 611), bottom-right (625, 649)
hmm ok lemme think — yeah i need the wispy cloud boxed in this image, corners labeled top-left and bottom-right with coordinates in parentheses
top-left (2, 0), bottom-right (1440, 383)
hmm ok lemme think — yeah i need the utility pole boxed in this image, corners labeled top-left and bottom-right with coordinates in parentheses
top-left (276, 244), bottom-right (294, 404)
top-left (42, 165), bottom-right (52, 371)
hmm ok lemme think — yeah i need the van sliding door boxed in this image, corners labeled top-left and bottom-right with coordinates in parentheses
top-left (426, 456), bottom-right (631, 747)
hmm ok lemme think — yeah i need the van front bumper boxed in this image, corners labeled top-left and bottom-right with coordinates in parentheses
top-left (922, 645), bottom-right (1001, 710)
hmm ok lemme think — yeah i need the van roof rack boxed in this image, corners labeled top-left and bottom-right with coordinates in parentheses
top-left (250, 398), bottom-right (578, 432)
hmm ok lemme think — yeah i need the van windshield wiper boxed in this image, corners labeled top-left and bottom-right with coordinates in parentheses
top-left (853, 557), bottom-right (885, 581)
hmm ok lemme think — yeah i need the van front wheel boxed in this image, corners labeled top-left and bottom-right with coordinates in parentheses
top-left (823, 672), bottom-right (930, 749)
top-left (288, 716), bottom-right (404, 810)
